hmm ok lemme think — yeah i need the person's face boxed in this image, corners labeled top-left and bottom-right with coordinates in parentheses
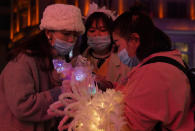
top-left (112, 32), bottom-right (128, 52)
top-left (87, 19), bottom-right (109, 37)
top-left (113, 32), bottom-right (140, 57)
top-left (46, 30), bottom-right (79, 46)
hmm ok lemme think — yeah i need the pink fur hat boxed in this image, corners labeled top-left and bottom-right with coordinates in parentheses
top-left (40, 4), bottom-right (85, 34)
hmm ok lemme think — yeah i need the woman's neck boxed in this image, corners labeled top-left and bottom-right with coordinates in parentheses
top-left (92, 48), bottom-right (111, 59)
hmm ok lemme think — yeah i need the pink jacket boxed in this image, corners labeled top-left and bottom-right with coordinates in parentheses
top-left (0, 54), bottom-right (62, 131)
top-left (117, 50), bottom-right (194, 131)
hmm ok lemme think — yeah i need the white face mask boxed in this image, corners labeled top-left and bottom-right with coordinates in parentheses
top-left (53, 39), bottom-right (74, 56)
top-left (87, 35), bottom-right (111, 51)
top-left (117, 48), bottom-right (139, 67)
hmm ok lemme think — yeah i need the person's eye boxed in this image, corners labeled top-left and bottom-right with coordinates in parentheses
top-left (100, 28), bottom-right (107, 32)
top-left (101, 30), bottom-right (107, 32)
top-left (88, 30), bottom-right (95, 33)
top-left (130, 36), bottom-right (140, 41)
top-left (73, 33), bottom-right (79, 38)
top-left (62, 32), bottom-right (71, 36)
top-left (114, 40), bottom-right (118, 43)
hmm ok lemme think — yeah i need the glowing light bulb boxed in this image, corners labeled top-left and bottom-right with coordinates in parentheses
top-left (100, 103), bottom-right (104, 108)
top-left (79, 122), bottom-right (83, 127)
top-left (96, 116), bottom-right (101, 122)
top-left (74, 69), bottom-right (86, 81)
top-left (90, 124), bottom-right (97, 130)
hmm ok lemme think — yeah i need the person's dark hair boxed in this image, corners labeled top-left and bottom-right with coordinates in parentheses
top-left (79, 12), bottom-right (114, 53)
top-left (8, 30), bottom-right (54, 71)
top-left (129, 1), bottom-right (151, 16)
top-left (113, 11), bottom-right (172, 61)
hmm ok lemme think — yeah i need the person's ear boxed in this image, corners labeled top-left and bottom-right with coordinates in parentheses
top-left (45, 30), bottom-right (52, 40)
top-left (130, 33), bottom-right (140, 49)
top-left (45, 30), bottom-right (55, 46)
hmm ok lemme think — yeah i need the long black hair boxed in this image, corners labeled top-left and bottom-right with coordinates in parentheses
top-left (8, 30), bottom-right (54, 71)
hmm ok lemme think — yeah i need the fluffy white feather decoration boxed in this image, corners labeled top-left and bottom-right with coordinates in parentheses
top-left (49, 85), bottom-right (126, 131)
top-left (72, 89), bottom-right (126, 131)
top-left (53, 89), bottom-right (126, 131)
top-left (48, 65), bottom-right (126, 131)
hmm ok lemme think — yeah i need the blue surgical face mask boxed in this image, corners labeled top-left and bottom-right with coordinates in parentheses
top-left (117, 48), bottom-right (139, 67)
top-left (87, 36), bottom-right (111, 51)
top-left (53, 39), bottom-right (74, 56)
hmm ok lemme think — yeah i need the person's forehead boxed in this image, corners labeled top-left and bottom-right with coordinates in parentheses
top-left (90, 19), bottom-right (106, 28)
top-left (55, 30), bottom-right (79, 35)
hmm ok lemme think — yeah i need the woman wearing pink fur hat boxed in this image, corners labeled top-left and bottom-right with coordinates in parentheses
top-left (0, 4), bottom-right (85, 131)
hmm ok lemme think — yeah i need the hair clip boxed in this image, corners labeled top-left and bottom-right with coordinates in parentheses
top-left (85, 2), bottom-right (117, 20)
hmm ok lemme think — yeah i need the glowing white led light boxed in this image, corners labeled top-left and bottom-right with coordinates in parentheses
top-left (74, 69), bottom-right (86, 81)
